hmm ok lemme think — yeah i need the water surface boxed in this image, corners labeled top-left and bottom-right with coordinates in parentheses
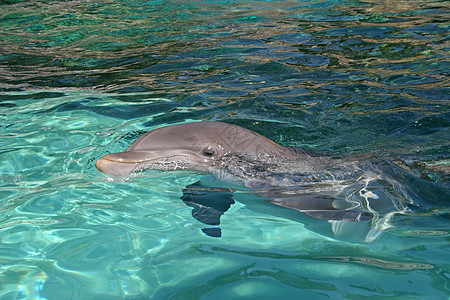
top-left (0, 0), bottom-right (449, 299)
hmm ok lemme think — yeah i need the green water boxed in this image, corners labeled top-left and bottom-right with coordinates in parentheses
top-left (0, 0), bottom-right (449, 299)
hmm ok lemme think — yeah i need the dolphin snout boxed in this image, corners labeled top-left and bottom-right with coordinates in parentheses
top-left (96, 156), bottom-right (136, 176)
top-left (96, 152), bottom-right (145, 176)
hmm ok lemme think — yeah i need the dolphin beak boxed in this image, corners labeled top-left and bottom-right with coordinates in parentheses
top-left (96, 151), bottom-right (151, 176)
top-left (96, 149), bottom-right (204, 175)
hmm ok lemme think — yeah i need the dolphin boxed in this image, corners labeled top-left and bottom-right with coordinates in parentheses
top-left (96, 121), bottom-right (299, 175)
top-left (96, 121), bottom-right (417, 240)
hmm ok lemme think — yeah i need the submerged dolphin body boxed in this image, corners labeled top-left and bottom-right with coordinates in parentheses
top-left (96, 121), bottom-right (416, 240)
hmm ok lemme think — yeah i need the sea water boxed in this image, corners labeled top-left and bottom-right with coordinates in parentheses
top-left (0, 0), bottom-right (448, 299)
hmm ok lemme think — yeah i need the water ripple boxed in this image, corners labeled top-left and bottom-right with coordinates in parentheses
top-left (0, 0), bottom-right (448, 299)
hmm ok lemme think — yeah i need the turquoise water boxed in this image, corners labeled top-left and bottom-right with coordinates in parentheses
top-left (1, 0), bottom-right (449, 299)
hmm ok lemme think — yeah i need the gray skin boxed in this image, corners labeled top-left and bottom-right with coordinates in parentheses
top-left (96, 121), bottom-right (299, 176)
top-left (96, 121), bottom-right (427, 241)
top-left (96, 121), bottom-right (375, 223)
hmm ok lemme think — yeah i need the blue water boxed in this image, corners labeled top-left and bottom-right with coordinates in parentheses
top-left (0, 0), bottom-right (449, 299)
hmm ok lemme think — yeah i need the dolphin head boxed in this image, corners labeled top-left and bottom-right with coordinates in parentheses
top-left (96, 121), bottom-right (296, 176)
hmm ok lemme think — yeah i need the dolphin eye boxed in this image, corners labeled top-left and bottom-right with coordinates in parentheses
top-left (202, 146), bottom-right (215, 157)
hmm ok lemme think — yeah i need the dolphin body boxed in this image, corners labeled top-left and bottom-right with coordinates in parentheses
top-left (96, 121), bottom-right (418, 240)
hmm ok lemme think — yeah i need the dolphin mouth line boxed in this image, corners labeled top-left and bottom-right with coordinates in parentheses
top-left (98, 153), bottom-right (196, 165)
top-left (96, 153), bottom-right (196, 175)
top-left (98, 157), bottom-right (140, 164)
